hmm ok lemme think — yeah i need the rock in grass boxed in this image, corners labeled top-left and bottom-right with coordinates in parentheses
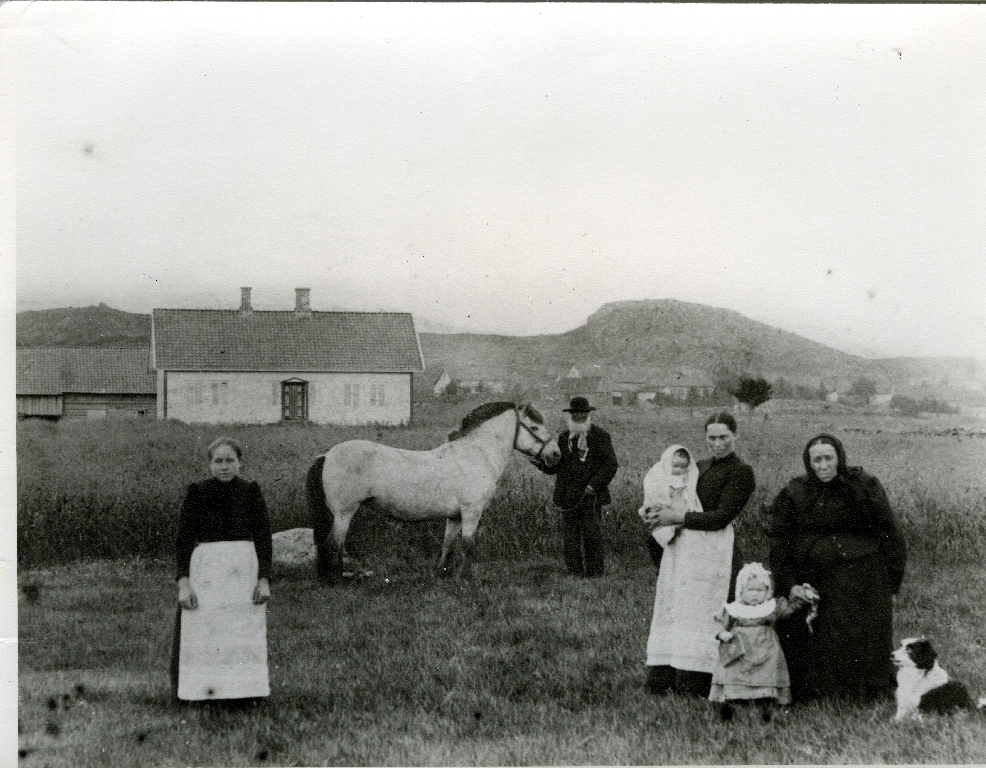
top-left (272, 528), bottom-right (316, 566)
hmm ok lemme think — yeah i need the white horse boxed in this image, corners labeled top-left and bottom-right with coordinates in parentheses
top-left (306, 402), bottom-right (561, 581)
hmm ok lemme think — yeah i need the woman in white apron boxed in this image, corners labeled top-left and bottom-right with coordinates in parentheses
top-left (170, 436), bottom-right (273, 703)
top-left (640, 413), bottom-right (756, 697)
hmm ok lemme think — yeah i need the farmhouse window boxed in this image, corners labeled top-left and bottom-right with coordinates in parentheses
top-left (344, 382), bottom-right (360, 408)
top-left (369, 382), bottom-right (386, 406)
top-left (281, 380), bottom-right (308, 421)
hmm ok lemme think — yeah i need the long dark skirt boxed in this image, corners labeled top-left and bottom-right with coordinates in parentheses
top-left (776, 552), bottom-right (896, 703)
top-left (170, 605), bottom-right (182, 700)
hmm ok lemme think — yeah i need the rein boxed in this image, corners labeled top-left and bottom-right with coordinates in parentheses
top-left (513, 406), bottom-right (553, 463)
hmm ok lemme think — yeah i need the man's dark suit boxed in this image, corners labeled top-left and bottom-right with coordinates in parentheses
top-left (539, 423), bottom-right (618, 577)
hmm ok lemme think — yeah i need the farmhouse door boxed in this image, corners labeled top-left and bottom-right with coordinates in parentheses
top-left (281, 381), bottom-right (308, 421)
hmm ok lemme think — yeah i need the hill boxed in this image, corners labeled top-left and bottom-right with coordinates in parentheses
top-left (16, 304), bottom-right (151, 348)
top-left (418, 300), bottom-right (985, 398)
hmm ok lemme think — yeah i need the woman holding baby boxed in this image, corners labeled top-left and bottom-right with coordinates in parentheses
top-left (640, 412), bottom-right (756, 697)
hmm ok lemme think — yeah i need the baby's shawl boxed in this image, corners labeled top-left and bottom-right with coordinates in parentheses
top-left (640, 444), bottom-right (702, 547)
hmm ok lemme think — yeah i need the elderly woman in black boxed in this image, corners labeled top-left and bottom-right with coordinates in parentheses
top-left (767, 434), bottom-right (906, 703)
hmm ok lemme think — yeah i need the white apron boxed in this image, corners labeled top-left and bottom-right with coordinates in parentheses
top-left (178, 541), bottom-right (270, 700)
top-left (646, 524), bottom-right (734, 673)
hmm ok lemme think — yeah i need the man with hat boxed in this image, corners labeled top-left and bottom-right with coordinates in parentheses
top-left (536, 396), bottom-right (619, 578)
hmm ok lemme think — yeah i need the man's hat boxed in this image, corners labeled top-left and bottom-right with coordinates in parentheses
top-left (563, 396), bottom-right (596, 414)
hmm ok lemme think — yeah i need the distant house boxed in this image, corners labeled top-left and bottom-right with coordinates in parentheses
top-left (151, 288), bottom-right (424, 425)
top-left (870, 390), bottom-right (895, 408)
top-left (16, 347), bottom-right (157, 420)
top-left (606, 378), bottom-right (647, 405)
top-left (658, 373), bottom-right (716, 401)
top-left (557, 364), bottom-right (603, 396)
top-left (598, 366), bottom-right (714, 404)
top-left (432, 368), bottom-right (454, 396)
top-left (431, 366), bottom-right (507, 397)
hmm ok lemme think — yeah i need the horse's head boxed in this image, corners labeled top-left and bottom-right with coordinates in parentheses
top-left (515, 403), bottom-right (561, 467)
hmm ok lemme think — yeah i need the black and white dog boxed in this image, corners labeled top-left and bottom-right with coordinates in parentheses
top-left (892, 637), bottom-right (984, 721)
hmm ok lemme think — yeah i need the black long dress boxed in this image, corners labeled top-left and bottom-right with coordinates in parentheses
top-left (170, 476), bottom-right (273, 699)
top-left (767, 463), bottom-right (906, 703)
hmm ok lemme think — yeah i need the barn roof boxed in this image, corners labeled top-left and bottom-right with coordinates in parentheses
top-left (16, 348), bottom-right (156, 395)
top-left (151, 310), bottom-right (425, 373)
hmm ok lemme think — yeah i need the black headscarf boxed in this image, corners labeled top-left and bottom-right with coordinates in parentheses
top-left (802, 433), bottom-right (848, 479)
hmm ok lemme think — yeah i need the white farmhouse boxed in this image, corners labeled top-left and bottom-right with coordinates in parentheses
top-left (151, 288), bottom-right (425, 425)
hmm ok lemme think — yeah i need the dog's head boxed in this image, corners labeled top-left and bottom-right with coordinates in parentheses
top-left (893, 637), bottom-right (937, 673)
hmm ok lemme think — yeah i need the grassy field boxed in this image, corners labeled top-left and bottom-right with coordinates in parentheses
top-left (16, 399), bottom-right (986, 765)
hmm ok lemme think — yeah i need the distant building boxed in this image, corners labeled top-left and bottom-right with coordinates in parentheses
top-left (431, 366), bottom-right (508, 397)
top-left (151, 288), bottom-right (424, 425)
top-left (659, 377), bottom-right (716, 401)
top-left (557, 364), bottom-right (603, 396)
top-left (870, 390), bottom-right (895, 408)
top-left (432, 367), bottom-right (453, 396)
top-left (16, 347), bottom-right (156, 420)
top-left (606, 378), bottom-right (647, 405)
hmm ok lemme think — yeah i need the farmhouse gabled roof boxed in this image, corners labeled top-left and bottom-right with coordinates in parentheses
top-left (16, 348), bottom-right (156, 395)
top-left (151, 310), bottom-right (425, 373)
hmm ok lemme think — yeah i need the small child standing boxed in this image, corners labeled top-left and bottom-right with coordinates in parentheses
top-left (638, 445), bottom-right (701, 548)
top-left (710, 562), bottom-right (818, 722)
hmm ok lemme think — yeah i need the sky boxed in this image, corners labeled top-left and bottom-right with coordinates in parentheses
top-left (4, 2), bottom-right (986, 359)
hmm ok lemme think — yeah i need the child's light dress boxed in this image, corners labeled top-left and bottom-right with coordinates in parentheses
top-left (709, 598), bottom-right (793, 705)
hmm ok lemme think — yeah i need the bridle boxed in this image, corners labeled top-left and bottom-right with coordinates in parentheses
top-left (513, 406), bottom-right (554, 463)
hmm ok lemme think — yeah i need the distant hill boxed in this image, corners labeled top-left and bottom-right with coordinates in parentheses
top-left (419, 299), bottom-right (985, 398)
top-left (412, 316), bottom-right (467, 334)
top-left (16, 300), bottom-right (984, 399)
top-left (16, 304), bottom-right (151, 348)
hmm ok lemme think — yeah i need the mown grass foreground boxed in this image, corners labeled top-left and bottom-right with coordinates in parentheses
top-left (16, 401), bottom-right (986, 765)
top-left (17, 556), bottom-right (986, 767)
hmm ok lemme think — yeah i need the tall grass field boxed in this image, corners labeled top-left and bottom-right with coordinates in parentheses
top-left (16, 400), bottom-right (986, 765)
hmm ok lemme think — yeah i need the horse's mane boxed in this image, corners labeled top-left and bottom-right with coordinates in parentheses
top-left (447, 401), bottom-right (545, 441)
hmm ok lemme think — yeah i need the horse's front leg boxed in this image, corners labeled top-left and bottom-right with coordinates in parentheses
top-left (459, 507), bottom-right (484, 581)
top-left (438, 516), bottom-right (462, 578)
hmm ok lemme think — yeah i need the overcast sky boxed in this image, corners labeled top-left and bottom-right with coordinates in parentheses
top-left (5, 3), bottom-right (986, 359)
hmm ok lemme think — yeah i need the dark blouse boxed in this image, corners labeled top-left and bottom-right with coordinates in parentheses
top-left (684, 453), bottom-right (756, 531)
top-left (175, 476), bottom-right (273, 580)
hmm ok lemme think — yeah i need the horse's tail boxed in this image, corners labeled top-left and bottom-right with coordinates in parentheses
top-left (306, 455), bottom-right (334, 580)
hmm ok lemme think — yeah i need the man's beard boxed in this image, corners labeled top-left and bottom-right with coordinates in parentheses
top-left (567, 418), bottom-right (590, 436)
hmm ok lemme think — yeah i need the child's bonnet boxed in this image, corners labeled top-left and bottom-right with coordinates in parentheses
top-left (724, 562), bottom-right (777, 621)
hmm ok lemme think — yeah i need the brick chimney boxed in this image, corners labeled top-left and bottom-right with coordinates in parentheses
top-left (295, 287), bottom-right (311, 316)
top-left (239, 287), bottom-right (253, 316)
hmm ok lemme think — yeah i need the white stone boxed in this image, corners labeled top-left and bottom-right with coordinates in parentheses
top-left (272, 527), bottom-right (316, 566)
